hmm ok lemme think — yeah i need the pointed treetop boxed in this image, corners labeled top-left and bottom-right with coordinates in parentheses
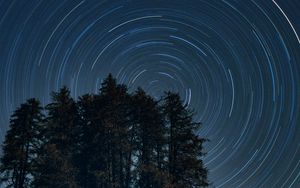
top-left (50, 86), bottom-right (72, 102)
top-left (135, 87), bottom-right (146, 95)
top-left (100, 73), bottom-right (117, 94)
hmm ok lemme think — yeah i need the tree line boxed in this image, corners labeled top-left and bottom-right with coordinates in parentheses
top-left (0, 74), bottom-right (209, 188)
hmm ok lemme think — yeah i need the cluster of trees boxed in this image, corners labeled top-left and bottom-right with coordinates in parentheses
top-left (0, 74), bottom-right (209, 188)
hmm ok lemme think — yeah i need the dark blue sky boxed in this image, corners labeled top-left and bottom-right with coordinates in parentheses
top-left (0, 0), bottom-right (299, 187)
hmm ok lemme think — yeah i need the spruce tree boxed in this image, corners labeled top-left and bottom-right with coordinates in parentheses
top-left (163, 92), bottom-right (208, 188)
top-left (77, 74), bottom-right (131, 188)
top-left (32, 87), bottom-right (79, 188)
top-left (132, 88), bottom-right (166, 188)
top-left (97, 74), bottom-right (131, 188)
top-left (76, 94), bottom-right (98, 188)
top-left (0, 98), bottom-right (43, 188)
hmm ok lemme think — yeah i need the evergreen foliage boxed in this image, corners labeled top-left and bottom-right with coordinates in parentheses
top-left (0, 74), bottom-right (208, 188)
top-left (0, 98), bottom-right (43, 188)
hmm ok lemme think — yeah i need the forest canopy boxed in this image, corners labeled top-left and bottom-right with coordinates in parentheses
top-left (0, 74), bottom-right (209, 188)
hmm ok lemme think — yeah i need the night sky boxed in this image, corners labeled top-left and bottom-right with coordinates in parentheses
top-left (0, 0), bottom-right (300, 187)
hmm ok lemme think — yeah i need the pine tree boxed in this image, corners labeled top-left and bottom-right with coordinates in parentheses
top-left (32, 87), bottom-right (79, 188)
top-left (76, 94), bottom-right (98, 188)
top-left (132, 88), bottom-right (167, 188)
top-left (96, 74), bottom-right (131, 188)
top-left (163, 92), bottom-right (208, 188)
top-left (0, 98), bottom-right (43, 188)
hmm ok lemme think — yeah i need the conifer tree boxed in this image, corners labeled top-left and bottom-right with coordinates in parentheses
top-left (76, 94), bottom-right (98, 188)
top-left (97, 74), bottom-right (131, 188)
top-left (163, 92), bottom-right (208, 188)
top-left (132, 88), bottom-right (166, 188)
top-left (0, 98), bottom-right (43, 188)
top-left (32, 87), bottom-right (79, 188)
top-left (77, 74), bottom-right (131, 188)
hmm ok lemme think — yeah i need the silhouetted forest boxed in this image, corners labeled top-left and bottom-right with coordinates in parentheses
top-left (0, 74), bottom-right (208, 188)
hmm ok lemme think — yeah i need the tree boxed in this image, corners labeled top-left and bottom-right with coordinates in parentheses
top-left (77, 74), bottom-right (132, 188)
top-left (96, 74), bottom-right (131, 188)
top-left (0, 98), bottom-right (43, 188)
top-left (76, 94), bottom-right (98, 188)
top-left (32, 87), bottom-right (80, 188)
top-left (163, 92), bottom-right (208, 187)
top-left (132, 88), bottom-right (167, 188)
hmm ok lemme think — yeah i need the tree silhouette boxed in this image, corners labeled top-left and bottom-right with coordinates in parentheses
top-left (32, 87), bottom-right (80, 187)
top-left (132, 88), bottom-right (167, 188)
top-left (96, 74), bottom-right (131, 187)
top-left (163, 92), bottom-right (208, 187)
top-left (76, 94), bottom-right (97, 188)
top-left (0, 98), bottom-right (43, 188)
top-left (0, 74), bottom-right (209, 188)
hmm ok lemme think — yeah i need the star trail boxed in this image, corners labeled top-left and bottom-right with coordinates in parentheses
top-left (0, 0), bottom-right (299, 187)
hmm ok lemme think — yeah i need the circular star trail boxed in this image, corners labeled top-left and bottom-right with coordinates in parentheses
top-left (0, 0), bottom-right (299, 187)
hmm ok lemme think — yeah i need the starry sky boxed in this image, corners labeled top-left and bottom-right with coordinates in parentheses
top-left (0, 0), bottom-right (299, 187)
